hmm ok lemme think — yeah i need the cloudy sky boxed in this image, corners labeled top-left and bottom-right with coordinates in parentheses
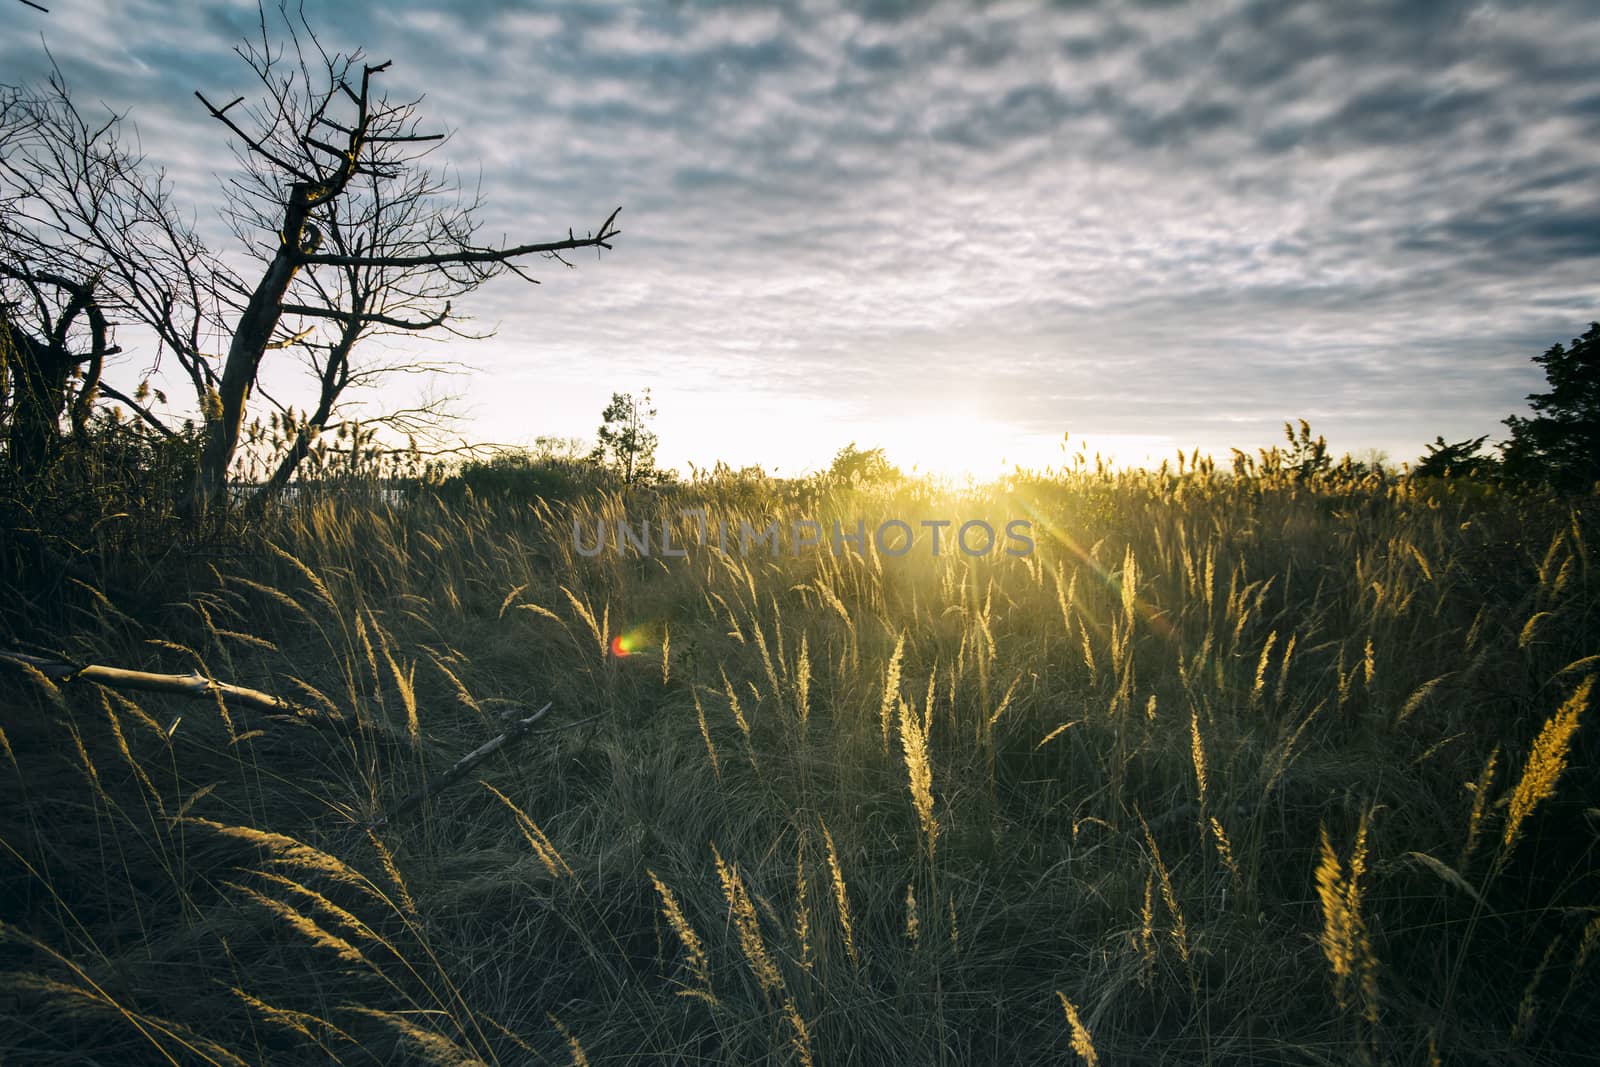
top-left (6, 0), bottom-right (1598, 476)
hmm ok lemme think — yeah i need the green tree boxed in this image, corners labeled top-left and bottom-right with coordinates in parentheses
top-left (592, 389), bottom-right (659, 486)
top-left (1501, 323), bottom-right (1600, 491)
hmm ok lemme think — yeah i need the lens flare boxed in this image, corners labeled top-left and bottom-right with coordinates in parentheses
top-left (610, 627), bottom-right (654, 658)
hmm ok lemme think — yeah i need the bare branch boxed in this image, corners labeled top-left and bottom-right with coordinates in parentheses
top-left (280, 300), bottom-right (450, 331)
top-left (369, 701), bottom-right (554, 829)
top-left (0, 650), bottom-right (300, 717)
top-left (262, 324), bottom-right (315, 349)
top-left (195, 89), bottom-right (317, 183)
top-left (95, 382), bottom-right (179, 439)
top-left (299, 208), bottom-right (621, 268)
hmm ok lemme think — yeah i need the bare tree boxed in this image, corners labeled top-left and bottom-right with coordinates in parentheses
top-left (189, 8), bottom-right (621, 513)
top-left (1, 73), bottom-right (220, 486)
top-left (3, 9), bottom-right (619, 513)
top-left (240, 166), bottom-right (484, 509)
top-left (0, 264), bottom-right (113, 475)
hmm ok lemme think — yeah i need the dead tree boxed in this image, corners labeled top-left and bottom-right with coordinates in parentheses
top-left (190, 9), bottom-right (621, 514)
top-left (0, 75), bottom-right (218, 487)
top-left (0, 267), bottom-right (113, 477)
top-left (241, 155), bottom-right (495, 509)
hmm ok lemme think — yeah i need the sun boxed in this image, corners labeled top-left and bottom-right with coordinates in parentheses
top-left (872, 411), bottom-right (1042, 481)
top-left (868, 412), bottom-right (1184, 480)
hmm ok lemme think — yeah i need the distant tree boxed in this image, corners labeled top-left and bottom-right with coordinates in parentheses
top-left (828, 442), bottom-right (900, 485)
top-left (1413, 435), bottom-right (1494, 479)
top-left (1352, 448), bottom-right (1390, 475)
top-left (592, 389), bottom-right (658, 486)
top-left (445, 443), bottom-right (600, 504)
top-left (1501, 323), bottom-right (1600, 491)
top-left (531, 435), bottom-right (593, 463)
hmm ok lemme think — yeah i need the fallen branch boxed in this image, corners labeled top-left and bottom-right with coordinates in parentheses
top-left (370, 701), bottom-right (554, 829)
top-left (0, 649), bottom-right (300, 716)
top-left (2, 649), bottom-right (582, 828)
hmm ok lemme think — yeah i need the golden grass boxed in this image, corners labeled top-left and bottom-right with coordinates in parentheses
top-left (5, 463), bottom-right (1595, 1064)
top-left (821, 821), bottom-right (860, 971)
top-left (880, 631), bottom-right (905, 754)
top-left (1500, 676), bottom-right (1590, 863)
top-left (1458, 744), bottom-right (1500, 870)
top-left (712, 843), bottom-right (784, 995)
top-left (367, 830), bottom-right (419, 918)
top-left (1314, 812), bottom-right (1380, 1035)
top-left (1057, 991), bottom-right (1100, 1066)
top-left (1513, 935), bottom-right (1560, 1042)
top-left (692, 686), bottom-right (721, 780)
top-left (904, 882), bottom-right (920, 950)
top-left (648, 868), bottom-right (716, 1004)
top-left (345, 1006), bottom-right (482, 1065)
top-left (795, 631), bottom-right (810, 731)
top-left (226, 882), bottom-right (368, 966)
top-left (782, 996), bottom-right (816, 1067)
top-left (182, 817), bottom-right (380, 898)
top-left (481, 781), bottom-right (572, 880)
top-left (232, 986), bottom-right (355, 1046)
top-left (900, 694), bottom-right (937, 862)
top-left (1139, 814), bottom-right (1190, 966)
top-left (1189, 709), bottom-right (1209, 806)
top-left (793, 832), bottom-right (813, 972)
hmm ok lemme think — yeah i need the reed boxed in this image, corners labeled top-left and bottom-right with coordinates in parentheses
top-left (3, 465), bottom-right (1593, 1063)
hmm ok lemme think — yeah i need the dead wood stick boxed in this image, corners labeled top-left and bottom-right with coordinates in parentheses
top-left (4, 649), bottom-right (573, 825)
top-left (0, 649), bottom-right (300, 715)
top-left (370, 701), bottom-right (554, 829)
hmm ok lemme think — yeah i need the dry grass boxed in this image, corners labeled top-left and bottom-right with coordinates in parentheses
top-left (1, 462), bottom-right (1596, 1063)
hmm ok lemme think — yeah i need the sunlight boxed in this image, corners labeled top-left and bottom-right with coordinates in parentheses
top-left (870, 413), bottom-right (1183, 481)
top-left (872, 411), bottom-right (1043, 481)
top-left (652, 393), bottom-right (1191, 481)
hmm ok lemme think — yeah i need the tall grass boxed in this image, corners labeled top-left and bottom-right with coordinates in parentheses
top-left (1, 462), bottom-right (1595, 1063)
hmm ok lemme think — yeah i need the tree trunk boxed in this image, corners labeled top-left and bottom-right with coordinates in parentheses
top-left (191, 188), bottom-right (316, 515)
top-left (3, 319), bottom-right (74, 488)
top-left (244, 308), bottom-right (360, 517)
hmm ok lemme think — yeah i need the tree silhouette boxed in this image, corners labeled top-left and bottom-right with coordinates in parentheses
top-left (592, 389), bottom-right (658, 486)
top-left (1501, 323), bottom-right (1600, 491)
top-left (188, 8), bottom-right (620, 513)
top-left (3, 10), bottom-right (621, 517)
top-left (1, 73), bottom-right (218, 489)
top-left (1413, 435), bottom-right (1493, 479)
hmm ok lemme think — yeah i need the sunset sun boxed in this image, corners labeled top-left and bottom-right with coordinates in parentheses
top-left (874, 410), bottom-right (1041, 481)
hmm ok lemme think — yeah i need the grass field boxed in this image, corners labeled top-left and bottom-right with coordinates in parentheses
top-left (1, 462), bottom-right (1596, 1065)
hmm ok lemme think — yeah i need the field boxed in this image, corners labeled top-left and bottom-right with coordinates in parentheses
top-left (1, 464), bottom-right (1596, 1065)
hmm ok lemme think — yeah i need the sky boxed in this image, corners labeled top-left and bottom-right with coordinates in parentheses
top-left (5, 0), bottom-right (1598, 477)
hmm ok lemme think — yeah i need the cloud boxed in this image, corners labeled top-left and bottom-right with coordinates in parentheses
top-left (3, 0), bottom-right (1597, 469)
